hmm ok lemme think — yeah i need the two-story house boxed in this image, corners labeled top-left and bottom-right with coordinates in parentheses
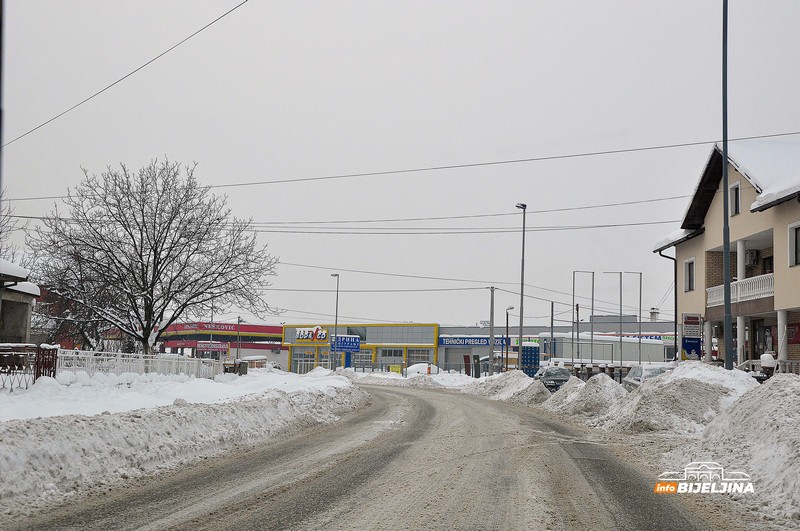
top-left (654, 137), bottom-right (800, 371)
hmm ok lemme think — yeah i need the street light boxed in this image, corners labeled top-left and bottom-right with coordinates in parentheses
top-left (516, 202), bottom-right (527, 371)
top-left (236, 316), bottom-right (242, 361)
top-left (331, 273), bottom-right (340, 370)
top-left (505, 306), bottom-right (514, 371)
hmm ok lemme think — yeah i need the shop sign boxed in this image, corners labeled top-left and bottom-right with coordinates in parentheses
top-left (682, 313), bottom-right (702, 338)
top-left (510, 337), bottom-right (541, 347)
top-left (439, 337), bottom-right (509, 347)
top-left (197, 341), bottom-right (228, 352)
top-left (296, 326), bottom-right (328, 343)
top-left (332, 335), bottom-right (361, 352)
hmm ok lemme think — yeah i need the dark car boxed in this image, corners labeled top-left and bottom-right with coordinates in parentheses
top-left (533, 366), bottom-right (571, 392)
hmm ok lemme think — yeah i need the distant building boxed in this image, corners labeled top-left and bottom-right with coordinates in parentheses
top-left (0, 258), bottom-right (40, 343)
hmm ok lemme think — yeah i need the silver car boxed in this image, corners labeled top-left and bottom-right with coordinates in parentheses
top-left (621, 365), bottom-right (674, 392)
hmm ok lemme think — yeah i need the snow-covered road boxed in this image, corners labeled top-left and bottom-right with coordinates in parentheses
top-left (2, 363), bottom-right (798, 529)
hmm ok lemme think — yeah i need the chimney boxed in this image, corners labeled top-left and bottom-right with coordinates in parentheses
top-left (649, 308), bottom-right (660, 322)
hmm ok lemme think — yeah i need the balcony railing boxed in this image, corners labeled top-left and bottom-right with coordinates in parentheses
top-left (706, 273), bottom-right (774, 307)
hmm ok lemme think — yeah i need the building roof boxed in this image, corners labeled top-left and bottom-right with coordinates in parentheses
top-left (656, 137), bottom-right (800, 250)
top-left (0, 258), bottom-right (29, 283)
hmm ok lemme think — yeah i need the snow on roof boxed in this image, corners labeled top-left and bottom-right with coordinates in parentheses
top-left (718, 137), bottom-right (800, 211)
top-left (0, 258), bottom-right (29, 280)
top-left (652, 228), bottom-right (702, 253)
top-left (6, 281), bottom-right (40, 297)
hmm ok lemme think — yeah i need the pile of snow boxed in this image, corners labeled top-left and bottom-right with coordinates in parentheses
top-left (600, 362), bottom-right (759, 435)
top-left (506, 378), bottom-right (552, 406)
top-left (406, 363), bottom-right (441, 376)
top-left (338, 368), bottom-right (475, 389)
top-left (461, 370), bottom-right (538, 401)
top-left (700, 374), bottom-right (800, 520)
top-left (0, 369), bottom-right (367, 514)
top-left (544, 373), bottom-right (627, 418)
top-left (541, 376), bottom-right (585, 412)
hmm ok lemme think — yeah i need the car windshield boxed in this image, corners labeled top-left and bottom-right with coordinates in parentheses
top-left (545, 367), bottom-right (570, 379)
top-left (642, 367), bottom-right (670, 378)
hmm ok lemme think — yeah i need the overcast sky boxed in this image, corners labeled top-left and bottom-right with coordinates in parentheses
top-left (4, 1), bottom-right (800, 328)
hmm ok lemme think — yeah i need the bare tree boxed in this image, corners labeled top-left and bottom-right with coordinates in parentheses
top-left (28, 159), bottom-right (278, 354)
top-left (0, 188), bottom-right (28, 262)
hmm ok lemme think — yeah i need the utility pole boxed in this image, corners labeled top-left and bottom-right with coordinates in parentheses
top-left (488, 286), bottom-right (495, 376)
top-left (721, 0), bottom-right (734, 370)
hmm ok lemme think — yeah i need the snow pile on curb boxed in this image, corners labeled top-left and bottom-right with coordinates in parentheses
top-left (338, 369), bottom-right (444, 388)
top-left (0, 374), bottom-right (367, 514)
top-left (545, 373), bottom-right (627, 418)
top-left (701, 374), bottom-right (800, 520)
top-left (541, 376), bottom-right (585, 412)
top-left (461, 370), bottom-right (536, 401)
top-left (507, 378), bottom-right (552, 406)
top-left (600, 362), bottom-right (758, 435)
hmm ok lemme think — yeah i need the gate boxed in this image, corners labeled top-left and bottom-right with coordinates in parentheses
top-left (35, 346), bottom-right (58, 380)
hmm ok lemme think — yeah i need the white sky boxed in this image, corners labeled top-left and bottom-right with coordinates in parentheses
top-left (3, 1), bottom-right (800, 327)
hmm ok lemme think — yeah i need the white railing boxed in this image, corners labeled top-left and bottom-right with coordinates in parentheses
top-left (737, 358), bottom-right (800, 375)
top-left (706, 273), bottom-right (774, 307)
top-left (56, 350), bottom-right (224, 379)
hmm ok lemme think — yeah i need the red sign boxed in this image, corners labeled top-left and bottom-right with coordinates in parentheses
top-left (163, 322), bottom-right (282, 336)
top-left (770, 324), bottom-right (800, 346)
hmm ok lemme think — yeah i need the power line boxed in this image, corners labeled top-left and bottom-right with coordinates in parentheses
top-left (259, 286), bottom-right (487, 294)
top-left (3, 1), bottom-right (249, 148)
top-left (6, 130), bottom-right (800, 202)
top-left (247, 220), bottom-right (679, 235)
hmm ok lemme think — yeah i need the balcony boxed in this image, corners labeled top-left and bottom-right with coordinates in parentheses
top-left (706, 273), bottom-right (774, 307)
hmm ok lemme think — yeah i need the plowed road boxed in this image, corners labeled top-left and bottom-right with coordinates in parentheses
top-left (13, 385), bottom-right (718, 530)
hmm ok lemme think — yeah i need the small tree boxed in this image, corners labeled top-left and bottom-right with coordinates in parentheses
top-left (29, 159), bottom-right (278, 354)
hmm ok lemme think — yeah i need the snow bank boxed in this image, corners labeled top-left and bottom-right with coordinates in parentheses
top-left (701, 374), bottom-right (800, 520)
top-left (461, 370), bottom-right (537, 401)
top-left (544, 373), bottom-right (627, 418)
top-left (541, 376), bottom-right (584, 412)
top-left (507, 378), bottom-right (552, 406)
top-left (338, 369), bottom-right (444, 388)
top-left (0, 371), bottom-right (367, 514)
top-left (600, 362), bottom-right (758, 435)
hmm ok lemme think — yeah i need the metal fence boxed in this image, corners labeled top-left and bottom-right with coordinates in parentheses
top-left (0, 348), bottom-right (35, 391)
top-left (0, 345), bottom-right (58, 392)
top-left (56, 351), bottom-right (224, 379)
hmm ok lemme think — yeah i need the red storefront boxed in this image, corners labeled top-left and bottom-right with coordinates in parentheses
top-left (160, 322), bottom-right (284, 359)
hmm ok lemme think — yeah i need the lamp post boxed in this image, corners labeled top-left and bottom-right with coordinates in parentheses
top-left (604, 272), bottom-right (624, 381)
top-left (331, 273), bottom-right (340, 370)
top-left (236, 316), bottom-right (242, 361)
top-left (505, 306), bottom-right (514, 371)
top-left (516, 202), bottom-right (527, 371)
top-left (625, 272), bottom-right (643, 366)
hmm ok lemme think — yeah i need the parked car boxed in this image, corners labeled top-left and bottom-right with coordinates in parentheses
top-left (622, 364), bottom-right (674, 392)
top-left (532, 366), bottom-right (571, 392)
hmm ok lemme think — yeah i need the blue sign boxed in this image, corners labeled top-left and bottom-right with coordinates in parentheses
top-left (438, 337), bottom-right (509, 347)
top-left (332, 335), bottom-right (361, 353)
top-left (682, 337), bottom-right (702, 361)
top-left (520, 346), bottom-right (540, 377)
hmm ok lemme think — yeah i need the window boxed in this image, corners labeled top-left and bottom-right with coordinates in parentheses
top-left (684, 258), bottom-right (696, 292)
top-left (763, 256), bottom-right (774, 274)
top-left (791, 222), bottom-right (800, 267)
top-left (729, 181), bottom-right (741, 216)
